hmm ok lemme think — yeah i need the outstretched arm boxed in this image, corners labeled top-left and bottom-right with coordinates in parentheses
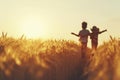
top-left (99, 29), bottom-right (107, 34)
top-left (71, 32), bottom-right (79, 37)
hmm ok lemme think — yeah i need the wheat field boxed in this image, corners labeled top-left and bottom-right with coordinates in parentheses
top-left (0, 35), bottom-right (120, 80)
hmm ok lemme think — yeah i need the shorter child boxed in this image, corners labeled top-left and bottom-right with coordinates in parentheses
top-left (90, 26), bottom-right (107, 50)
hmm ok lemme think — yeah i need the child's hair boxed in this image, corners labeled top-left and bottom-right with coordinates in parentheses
top-left (82, 21), bottom-right (87, 29)
top-left (91, 26), bottom-right (99, 33)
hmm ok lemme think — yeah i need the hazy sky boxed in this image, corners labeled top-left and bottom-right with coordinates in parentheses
top-left (0, 0), bottom-right (120, 46)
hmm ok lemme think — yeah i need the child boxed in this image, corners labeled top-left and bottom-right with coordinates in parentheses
top-left (71, 21), bottom-right (90, 54)
top-left (90, 26), bottom-right (107, 50)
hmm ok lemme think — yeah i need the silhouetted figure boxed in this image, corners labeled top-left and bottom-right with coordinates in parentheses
top-left (90, 26), bottom-right (107, 50)
top-left (71, 21), bottom-right (90, 56)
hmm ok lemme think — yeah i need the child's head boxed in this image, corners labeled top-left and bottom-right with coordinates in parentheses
top-left (82, 21), bottom-right (87, 29)
top-left (91, 26), bottom-right (99, 32)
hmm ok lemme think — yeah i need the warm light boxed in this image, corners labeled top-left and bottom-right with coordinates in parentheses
top-left (21, 17), bottom-right (48, 39)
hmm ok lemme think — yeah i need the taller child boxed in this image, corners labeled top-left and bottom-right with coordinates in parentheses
top-left (71, 21), bottom-right (90, 53)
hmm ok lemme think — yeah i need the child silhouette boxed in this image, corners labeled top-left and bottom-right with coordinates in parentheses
top-left (90, 26), bottom-right (107, 50)
top-left (71, 21), bottom-right (90, 55)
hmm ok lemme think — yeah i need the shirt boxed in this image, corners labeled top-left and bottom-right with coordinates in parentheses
top-left (79, 29), bottom-right (90, 43)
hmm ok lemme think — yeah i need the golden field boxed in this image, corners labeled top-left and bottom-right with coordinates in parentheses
top-left (0, 35), bottom-right (120, 80)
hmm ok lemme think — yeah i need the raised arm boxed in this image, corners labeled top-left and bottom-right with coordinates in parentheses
top-left (71, 32), bottom-right (79, 37)
top-left (99, 29), bottom-right (107, 34)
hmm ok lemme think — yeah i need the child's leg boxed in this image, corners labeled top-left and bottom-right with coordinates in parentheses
top-left (92, 39), bottom-right (98, 50)
top-left (92, 40), bottom-right (95, 50)
top-left (81, 43), bottom-right (87, 58)
top-left (95, 42), bottom-right (98, 50)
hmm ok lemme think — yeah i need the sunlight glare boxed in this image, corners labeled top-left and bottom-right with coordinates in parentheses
top-left (21, 18), bottom-right (47, 39)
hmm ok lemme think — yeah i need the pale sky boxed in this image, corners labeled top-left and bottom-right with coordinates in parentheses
top-left (0, 0), bottom-right (120, 47)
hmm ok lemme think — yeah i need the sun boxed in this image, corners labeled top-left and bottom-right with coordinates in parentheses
top-left (21, 18), bottom-right (47, 39)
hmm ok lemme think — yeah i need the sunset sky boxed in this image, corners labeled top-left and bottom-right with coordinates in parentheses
top-left (0, 0), bottom-right (120, 47)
